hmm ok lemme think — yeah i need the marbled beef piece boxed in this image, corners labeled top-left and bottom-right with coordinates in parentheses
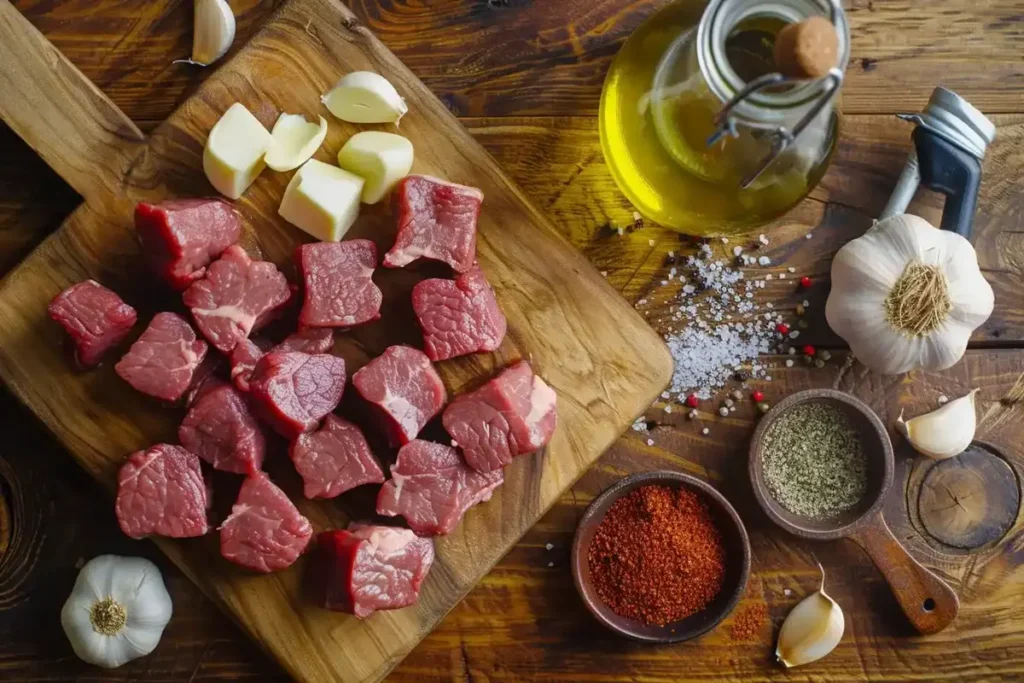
top-left (219, 472), bottom-right (312, 573)
top-left (442, 361), bottom-right (557, 473)
top-left (183, 245), bottom-right (291, 354)
top-left (377, 440), bottom-right (502, 536)
top-left (179, 382), bottom-right (265, 475)
top-left (289, 415), bottom-right (384, 499)
top-left (296, 240), bottom-right (382, 328)
top-left (412, 267), bottom-right (506, 361)
top-left (352, 345), bottom-right (446, 447)
top-left (47, 280), bottom-right (137, 368)
top-left (115, 444), bottom-right (209, 539)
top-left (248, 351), bottom-right (347, 438)
top-left (134, 198), bottom-right (241, 290)
top-left (383, 176), bottom-right (482, 273)
top-left (115, 312), bottom-right (209, 402)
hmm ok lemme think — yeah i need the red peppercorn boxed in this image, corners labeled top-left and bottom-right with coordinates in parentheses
top-left (803, 344), bottom-right (816, 356)
top-left (686, 394), bottom-right (700, 408)
top-left (751, 390), bottom-right (765, 403)
top-left (775, 323), bottom-right (790, 335)
top-left (800, 276), bottom-right (812, 288)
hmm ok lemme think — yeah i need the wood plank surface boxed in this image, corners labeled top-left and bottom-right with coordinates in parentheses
top-left (3, 0), bottom-right (1024, 681)
top-left (0, 0), bottom-right (672, 681)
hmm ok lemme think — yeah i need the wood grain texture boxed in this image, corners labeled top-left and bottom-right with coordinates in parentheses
top-left (2, 0), bottom-right (1024, 681)
top-left (0, 0), bottom-right (672, 681)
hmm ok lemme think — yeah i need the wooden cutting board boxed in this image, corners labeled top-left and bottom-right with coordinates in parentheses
top-left (0, 0), bottom-right (672, 680)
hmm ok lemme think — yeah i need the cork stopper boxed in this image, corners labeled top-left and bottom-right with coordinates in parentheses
top-left (773, 16), bottom-right (839, 79)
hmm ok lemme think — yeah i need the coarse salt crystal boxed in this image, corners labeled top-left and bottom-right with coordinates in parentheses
top-left (788, 267), bottom-right (796, 273)
top-left (633, 211), bottom-right (642, 221)
top-left (786, 359), bottom-right (794, 367)
top-left (802, 299), bottom-right (810, 307)
top-left (646, 438), bottom-right (654, 446)
top-left (733, 246), bottom-right (744, 257)
top-left (789, 330), bottom-right (801, 339)
top-left (702, 427), bottom-right (710, 435)
top-left (648, 239), bottom-right (655, 247)
top-left (617, 227), bottom-right (624, 236)
top-left (545, 543), bottom-right (554, 550)
top-left (721, 237), bottom-right (729, 244)
top-left (806, 233), bottom-right (813, 239)
top-left (758, 256), bottom-right (770, 266)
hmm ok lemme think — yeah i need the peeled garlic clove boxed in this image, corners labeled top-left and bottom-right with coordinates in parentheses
top-left (187, 0), bottom-right (235, 66)
top-left (337, 131), bottom-right (414, 204)
top-left (896, 389), bottom-right (978, 460)
top-left (321, 72), bottom-right (408, 124)
top-left (264, 114), bottom-right (328, 172)
top-left (776, 566), bottom-right (844, 668)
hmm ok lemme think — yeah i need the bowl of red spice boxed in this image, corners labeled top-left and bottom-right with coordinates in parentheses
top-left (571, 471), bottom-right (751, 643)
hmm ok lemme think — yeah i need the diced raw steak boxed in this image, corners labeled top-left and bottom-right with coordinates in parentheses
top-left (296, 241), bottom-right (382, 328)
top-left (276, 328), bottom-right (335, 354)
top-left (229, 337), bottom-right (272, 392)
top-left (377, 440), bottom-right (503, 536)
top-left (317, 525), bottom-right (434, 617)
top-left (179, 382), bottom-right (265, 474)
top-left (115, 444), bottom-right (209, 539)
top-left (249, 351), bottom-right (347, 438)
top-left (289, 415), bottom-right (384, 499)
top-left (442, 361), bottom-right (557, 473)
top-left (135, 198), bottom-right (241, 290)
top-left (383, 176), bottom-right (483, 273)
top-left (412, 268), bottom-right (506, 361)
top-left (47, 280), bottom-right (137, 368)
top-left (115, 312), bottom-right (209, 402)
top-left (183, 245), bottom-right (291, 353)
top-left (220, 472), bottom-right (313, 573)
top-left (352, 346), bottom-right (446, 446)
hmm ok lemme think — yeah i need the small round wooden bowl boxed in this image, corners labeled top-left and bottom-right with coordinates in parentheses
top-left (749, 389), bottom-right (894, 540)
top-left (571, 471), bottom-right (751, 643)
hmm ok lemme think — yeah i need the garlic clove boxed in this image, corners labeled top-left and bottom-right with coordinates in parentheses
top-left (321, 72), bottom-right (408, 124)
top-left (776, 565), bottom-right (845, 668)
top-left (896, 389), bottom-right (978, 460)
top-left (189, 0), bottom-right (235, 66)
top-left (265, 114), bottom-right (328, 172)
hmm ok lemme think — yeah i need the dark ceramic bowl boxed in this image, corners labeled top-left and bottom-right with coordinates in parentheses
top-left (571, 470), bottom-right (751, 643)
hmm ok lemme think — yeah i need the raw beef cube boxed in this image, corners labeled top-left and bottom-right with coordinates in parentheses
top-left (352, 345), bottom-right (446, 446)
top-left (316, 525), bottom-right (434, 618)
top-left (296, 241), bottom-right (382, 328)
top-left (377, 440), bottom-right (503, 536)
top-left (183, 245), bottom-right (291, 354)
top-left (179, 382), bottom-right (265, 474)
top-left (184, 354), bottom-right (225, 408)
top-left (383, 176), bottom-right (483, 273)
top-left (135, 198), bottom-right (241, 290)
top-left (276, 328), bottom-right (335, 354)
top-left (412, 268), bottom-right (506, 361)
top-left (115, 312), bottom-right (209, 402)
top-left (220, 471), bottom-right (313, 573)
top-left (249, 351), bottom-right (347, 438)
top-left (47, 280), bottom-right (137, 368)
top-left (290, 415), bottom-right (385, 499)
top-left (229, 337), bottom-right (272, 392)
top-left (115, 444), bottom-right (209, 539)
top-left (442, 361), bottom-right (557, 473)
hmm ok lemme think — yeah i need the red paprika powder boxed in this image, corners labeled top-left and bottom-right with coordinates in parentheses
top-left (587, 484), bottom-right (726, 626)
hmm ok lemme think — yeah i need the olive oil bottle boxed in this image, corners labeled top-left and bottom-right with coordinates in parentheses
top-left (600, 0), bottom-right (849, 235)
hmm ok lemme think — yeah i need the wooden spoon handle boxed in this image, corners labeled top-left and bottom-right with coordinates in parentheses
top-left (0, 0), bottom-right (145, 206)
top-left (849, 515), bottom-right (959, 634)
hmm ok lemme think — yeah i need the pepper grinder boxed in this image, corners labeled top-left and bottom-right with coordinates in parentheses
top-left (880, 87), bottom-right (996, 238)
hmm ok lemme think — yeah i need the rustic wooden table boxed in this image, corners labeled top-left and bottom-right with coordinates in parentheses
top-left (2, 1), bottom-right (1023, 681)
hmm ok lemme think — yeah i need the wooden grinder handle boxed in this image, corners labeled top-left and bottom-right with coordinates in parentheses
top-left (0, 0), bottom-right (145, 207)
top-left (849, 515), bottom-right (960, 635)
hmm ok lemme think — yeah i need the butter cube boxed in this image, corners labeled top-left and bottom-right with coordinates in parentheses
top-left (278, 159), bottom-right (364, 241)
top-left (203, 103), bottom-right (273, 200)
top-left (337, 131), bottom-right (414, 205)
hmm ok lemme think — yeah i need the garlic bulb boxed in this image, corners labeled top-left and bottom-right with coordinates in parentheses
top-left (61, 555), bottom-right (173, 668)
top-left (825, 214), bottom-right (993, 375)
top-left (897, 389), bottom-right (978, 460)
top-left (776, 565), bottom-right (845, 667)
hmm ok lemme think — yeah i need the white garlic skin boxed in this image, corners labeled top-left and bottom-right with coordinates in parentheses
top-left (825, 214), bottom-right (993, 376)
top-left (896, 389), bottom-right (978, 460)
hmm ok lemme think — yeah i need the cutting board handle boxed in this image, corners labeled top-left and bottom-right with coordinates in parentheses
top-left (0, 0), bottom-right (146, 207)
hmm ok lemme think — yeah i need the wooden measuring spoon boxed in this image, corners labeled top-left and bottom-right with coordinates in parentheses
top-left (750, 389), bottom-right (960, 635)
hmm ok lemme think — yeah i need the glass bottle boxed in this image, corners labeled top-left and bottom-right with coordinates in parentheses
top-left (599, 0), bottom-right (850, 235)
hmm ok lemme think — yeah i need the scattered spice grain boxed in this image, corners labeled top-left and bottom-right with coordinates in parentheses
top-left (761, 402), bottom-right (867, 519)
top-left (588, 485), bottom-right (726, 626)
top-left (729, 602), bottom-right (768, 641)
